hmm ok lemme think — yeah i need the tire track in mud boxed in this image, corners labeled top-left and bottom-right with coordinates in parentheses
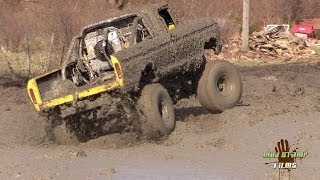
top-left (0, 61), bottom-right (319, 148)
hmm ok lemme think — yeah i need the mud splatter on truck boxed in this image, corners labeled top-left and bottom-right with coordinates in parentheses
top-left (26, 3), bottom-right (241, 143)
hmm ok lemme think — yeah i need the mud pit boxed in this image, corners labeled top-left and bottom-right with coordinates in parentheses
top-left (0, 61), bottom-right (320, 179)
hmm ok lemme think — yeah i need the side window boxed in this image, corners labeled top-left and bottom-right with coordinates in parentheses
top-left (158, 8), bottom-right (176, 31)
top-left (135, 19), bottom-right (152, 43)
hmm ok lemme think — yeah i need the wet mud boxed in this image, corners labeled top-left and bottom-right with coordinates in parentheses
top-left (0, 61), bottom-right (320, 179)
top-left (1, 61), bottom-right (319, 147)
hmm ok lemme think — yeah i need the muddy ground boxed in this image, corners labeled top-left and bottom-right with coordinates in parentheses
top-left (0, 61), bottom-right (320, 179)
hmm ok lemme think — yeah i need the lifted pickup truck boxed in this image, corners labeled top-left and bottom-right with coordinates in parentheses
top-left (27, 4), bottom-right (242, 143)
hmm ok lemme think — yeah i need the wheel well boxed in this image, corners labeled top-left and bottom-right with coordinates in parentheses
top-left (138, 63), bottom-right (156, 90)
top-left (136, 60), bottom-right (206, 104)
top-left (204, 37), bottom-right (222, 54)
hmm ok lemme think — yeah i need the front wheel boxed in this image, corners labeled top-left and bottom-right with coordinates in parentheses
top-left (137, 83), bottom-right (175, 140)
top-left (197, 60), bottom-right (242, 113)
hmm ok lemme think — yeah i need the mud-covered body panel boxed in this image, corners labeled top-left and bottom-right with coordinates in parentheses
top-left (115, 18), bottom-right (220, 93)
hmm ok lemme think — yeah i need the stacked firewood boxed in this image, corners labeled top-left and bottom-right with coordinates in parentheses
top-left (249, 26), bottom-right (315, 57)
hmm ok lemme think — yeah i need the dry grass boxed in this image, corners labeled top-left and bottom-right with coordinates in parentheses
top-left (232, 59), bottom-right (268, 67)
top-left (310, 46), bottom-right (320, 55)
top-left (0, 50), bottom-right (49, 77)
top-left (0, 35), bottom-right (62, 78)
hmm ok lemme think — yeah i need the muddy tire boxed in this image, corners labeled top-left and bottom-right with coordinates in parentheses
top-left (52, 121), bottom-right (80, 145)
top-left (137, 84), bottom-right (175, 139)
top-left (197, 60), bottom-right (242, 113)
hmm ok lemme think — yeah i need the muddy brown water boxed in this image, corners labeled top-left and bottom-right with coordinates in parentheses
top-left (0, 61), bottom-right (320, 179)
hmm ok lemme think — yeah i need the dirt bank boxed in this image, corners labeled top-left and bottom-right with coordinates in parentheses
top-left (0, 79), bottom-right (47, 147)
top-left (0, 61), bottom-right (319, 179)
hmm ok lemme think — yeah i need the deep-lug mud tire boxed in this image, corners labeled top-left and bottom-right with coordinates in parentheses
top-left (52, 121), bottom-right (80, 145)
top-left (137, 84), bottom-right (175, 140)
top-left (197, 60), bottom-right (242, 113)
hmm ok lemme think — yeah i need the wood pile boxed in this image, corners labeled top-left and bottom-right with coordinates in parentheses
top-left (249, 26), bottom-right (316, 57)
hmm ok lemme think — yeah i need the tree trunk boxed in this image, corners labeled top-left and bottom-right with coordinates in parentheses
top-left (242, 0), bottom-right (250, 51)
top-left (46, 33), bottom-right (55, 72)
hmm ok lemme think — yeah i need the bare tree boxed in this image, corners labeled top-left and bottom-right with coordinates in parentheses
top-left (290, 0), bottom-right (302, 23)
top-left (24, 35), bottom-right (31, 76)
top-left (107, 0), bottom-right (124, 9)
top-left (46, 33), bottom-right (55, 72)
top-left (242, 0), bottom-right (249, 51)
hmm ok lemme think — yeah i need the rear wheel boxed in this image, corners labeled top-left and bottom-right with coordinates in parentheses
top-left (197, 60), bottom-right (242, 113)
top-left (137, 84), bottom-right (175, 140)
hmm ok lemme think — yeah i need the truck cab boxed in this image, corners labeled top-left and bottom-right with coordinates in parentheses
top-left (28, 4), bottom-right (183, 112)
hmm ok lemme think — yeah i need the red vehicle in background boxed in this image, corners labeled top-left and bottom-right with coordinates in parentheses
top-left (292, 24), bottom-right (316, 38)
top-left (293, 18), bottom-right (320, 39)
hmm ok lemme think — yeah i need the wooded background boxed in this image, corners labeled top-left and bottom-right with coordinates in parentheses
top-left (0, 0), bottom-right (319, 75)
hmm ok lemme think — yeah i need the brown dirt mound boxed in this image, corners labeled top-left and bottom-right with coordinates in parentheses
top-left (0, 79), bottom-right (47, 147)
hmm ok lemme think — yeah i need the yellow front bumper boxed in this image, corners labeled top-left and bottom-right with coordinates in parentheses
top-left (27, 55), bottom-right (124, 112)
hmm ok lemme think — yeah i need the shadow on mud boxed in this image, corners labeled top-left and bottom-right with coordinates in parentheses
top-left (0, 77), bottom-right (27, 88)
top-left (175, 106), bottom-right (210, 121)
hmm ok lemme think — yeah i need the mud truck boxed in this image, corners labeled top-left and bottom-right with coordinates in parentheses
top-left (27, 4), bottom-right (242, 143)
